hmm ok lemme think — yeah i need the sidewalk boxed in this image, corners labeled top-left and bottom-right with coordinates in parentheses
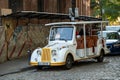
top-left (0, 56), bottom-right (30, 76)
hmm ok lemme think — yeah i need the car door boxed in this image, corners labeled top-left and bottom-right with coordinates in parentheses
top-left (114, 41), bottom-right (120, 54)
top-left (112, 33), bottom-right (120, 54)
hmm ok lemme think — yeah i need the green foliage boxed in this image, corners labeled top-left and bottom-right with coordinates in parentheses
top-left (91, 0), bottom-right (120, 21)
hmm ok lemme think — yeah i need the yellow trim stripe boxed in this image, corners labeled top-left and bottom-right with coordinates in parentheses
top-left (30, 62), bottom-right (65, 66)
top-left (51, 62), bottom-right (65, 66)
top-left (30, 62), bottom-right (38, 66)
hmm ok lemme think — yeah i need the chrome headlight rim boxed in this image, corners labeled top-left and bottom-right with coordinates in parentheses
top-left (37, 50), bottom-right (41, 55)
top-left (52, 50), bottom-right (57, 56)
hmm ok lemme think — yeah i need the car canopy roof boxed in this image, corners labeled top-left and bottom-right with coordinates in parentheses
top-left (45, 21), bottom-right (109, 26)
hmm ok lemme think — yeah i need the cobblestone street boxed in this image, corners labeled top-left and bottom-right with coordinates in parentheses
top-left (0, 55), bottom-right (120, 80)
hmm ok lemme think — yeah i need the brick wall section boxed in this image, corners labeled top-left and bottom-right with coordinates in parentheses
top-left (76, 0), bottom-right (82, 15)
top-left (44, 0), bottom-right (57, 13)
top-left (43, 0), bottom-right (71, 14)
top-left (65, 0), bottom-right (71, 14)
top-left (82, 0), bottom-right (90, 16)
top-left (0, 17), bottom-right (52, 63)
top-left (57, 0), bottom-right (71, 14)
top-left (0, 0), bottom-right (90, 15)
top-left (0, 0), bottom-right (8, 9)
top-left (23, 0), bottom-right (37, 11)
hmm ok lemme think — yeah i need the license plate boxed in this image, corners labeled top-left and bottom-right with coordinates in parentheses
top-left (38, 62), bottom-right (50, 65)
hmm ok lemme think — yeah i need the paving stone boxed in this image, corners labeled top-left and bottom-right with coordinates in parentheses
top-left (0, 55), bottom-right (120, 80)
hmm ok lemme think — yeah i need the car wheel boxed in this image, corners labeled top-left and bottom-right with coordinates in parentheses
top-left (36, 66), bottom-right (43, 70)
top-left (64, 55), bottom-right (73, 70)
top-left (97, 50), bottom-right (104, 62)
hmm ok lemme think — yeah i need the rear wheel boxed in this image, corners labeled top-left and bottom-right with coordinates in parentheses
top-left (64, 55), bottom-right (73, 70)
top-left (97, 50), bottom-right (104, 62)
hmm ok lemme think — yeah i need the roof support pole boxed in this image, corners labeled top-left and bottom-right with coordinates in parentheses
top-left (83, 24), bottom-right (87, 57)
top-left (100, 22), bottom-right (103, 37)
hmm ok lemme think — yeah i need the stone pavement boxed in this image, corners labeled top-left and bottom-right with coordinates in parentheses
top-left (0, 55), bottom-right (120, 80)
top-left (0, 56), bottom-right (30, 76)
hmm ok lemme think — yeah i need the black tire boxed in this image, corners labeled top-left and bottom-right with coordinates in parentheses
top-left (64, 55), bottom-right (73, 70)
top-left (97, 50), bottom-right (104, 62)
top-left (36, 66), bottom-right (43, 70)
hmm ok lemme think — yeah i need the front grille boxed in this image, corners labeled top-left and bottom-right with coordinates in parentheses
top-left (41, 48), bottom-right (51, 62)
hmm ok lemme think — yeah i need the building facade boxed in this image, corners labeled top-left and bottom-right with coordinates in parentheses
top-left (0, 0), bottom-right (91, 63)
top-left (0, 0), bottom-right (90, 16)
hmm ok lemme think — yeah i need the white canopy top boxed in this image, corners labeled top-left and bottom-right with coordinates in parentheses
top-left (45, 21), bottom-right (109, 26)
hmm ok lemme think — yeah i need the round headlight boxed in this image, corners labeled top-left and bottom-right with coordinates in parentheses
top-left (37, 50), bottom-right (41, 55)
top-left (52, 50), bottom-right (57, 56)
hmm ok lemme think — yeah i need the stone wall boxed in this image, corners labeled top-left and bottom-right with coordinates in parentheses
top-left (0, 18), bottom-right (55, 63)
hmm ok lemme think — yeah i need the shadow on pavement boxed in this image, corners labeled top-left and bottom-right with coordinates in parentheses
top-left (105, 54), bottom-right (120, 57)
top-left (0, 66), bottom-right (36, 77)
top-left (36, 59), bottom-right (109, 72)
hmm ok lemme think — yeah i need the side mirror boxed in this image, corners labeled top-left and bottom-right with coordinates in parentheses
top-left (27, 49), bottom-right (31, 54)
top-left (46, 37), bottom-right (49, 40)
top-left (27, 49), bottom-right (31, 64)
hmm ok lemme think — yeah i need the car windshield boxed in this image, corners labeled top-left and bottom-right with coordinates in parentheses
top-left (102, 32), bottom-right (107, 38)
top-left (98, 31), bottom-right (119, 39)
top-left (50, 26), bottom-right (73, 41)
top-left (107, 32), bottom-right (119, 39)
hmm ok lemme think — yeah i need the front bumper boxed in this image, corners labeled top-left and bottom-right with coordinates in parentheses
top-left (30, 62), bottom-right (65, 66)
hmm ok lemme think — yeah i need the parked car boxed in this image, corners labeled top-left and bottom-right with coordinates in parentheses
top-left (29, 21), bottom-right (109, 69)
top-left (99, 31), bottom-right (120, 54)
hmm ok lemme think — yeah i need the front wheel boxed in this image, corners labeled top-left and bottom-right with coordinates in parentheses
top-left (97, 50), bottom-right (104, 62)
top-left (35, 66), bottom-right (43, 70)
top-left (64, 55), bottom-right (73, 70)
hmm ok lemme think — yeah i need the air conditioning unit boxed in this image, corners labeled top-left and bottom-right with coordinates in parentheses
top-left (69, 8), bottom-right (79, 17)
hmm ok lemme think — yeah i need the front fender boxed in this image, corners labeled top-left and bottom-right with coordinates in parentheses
top-left (58, 48), bottom-right (74, 62)
top-left (30, 48), bottom-right (42, 62)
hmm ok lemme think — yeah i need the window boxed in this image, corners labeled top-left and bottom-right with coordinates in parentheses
top-left (107, 32), bottom-right (119, 39)
top-left (38, 0), bottom-right (44, 12)
top-left (50, 26), bottom-right (73, 41)
top-left (9, 0), bottom-right (23, 12)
